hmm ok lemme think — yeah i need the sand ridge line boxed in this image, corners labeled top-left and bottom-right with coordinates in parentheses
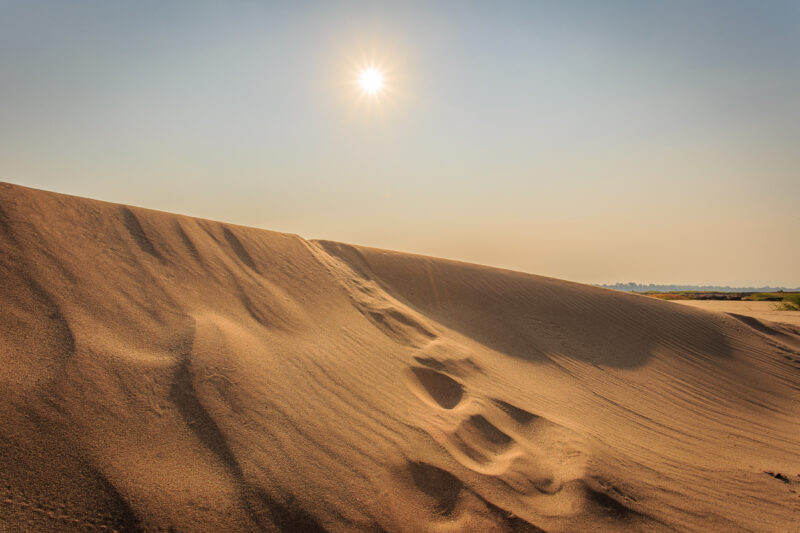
top-left (304, 239), bottom-right (440, 348)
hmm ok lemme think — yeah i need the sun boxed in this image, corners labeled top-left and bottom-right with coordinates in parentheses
top-left (358, 67), bottom-right (384, 95)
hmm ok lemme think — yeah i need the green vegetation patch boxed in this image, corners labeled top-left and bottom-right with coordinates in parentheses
top-left (774, 294), bottom-right (800, 311)
top-left (638, 291), bottom-right (800, 310)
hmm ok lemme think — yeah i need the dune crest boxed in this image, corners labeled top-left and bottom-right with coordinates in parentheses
top-left (1, 182), bottom-right (798, 532)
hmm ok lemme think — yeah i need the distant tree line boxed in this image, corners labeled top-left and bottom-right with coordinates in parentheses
top-left (597, 283), bottom-right (800, 293)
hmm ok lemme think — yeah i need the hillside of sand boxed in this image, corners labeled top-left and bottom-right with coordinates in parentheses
top-left (1, 182), bottom-right (799, 532)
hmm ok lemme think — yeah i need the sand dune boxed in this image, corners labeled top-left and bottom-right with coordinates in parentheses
top-left (1, 182), bottom-right (798, 532)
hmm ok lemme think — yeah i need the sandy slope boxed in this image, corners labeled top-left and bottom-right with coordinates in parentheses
top-left (1, 182), bottom-right (798, 532)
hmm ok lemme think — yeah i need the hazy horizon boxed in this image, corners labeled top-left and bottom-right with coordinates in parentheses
top-left (2, 0), bottom-right (798, 286)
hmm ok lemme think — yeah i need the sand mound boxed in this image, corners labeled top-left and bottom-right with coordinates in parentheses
top-left (1, 182), bottom-right (798, 532)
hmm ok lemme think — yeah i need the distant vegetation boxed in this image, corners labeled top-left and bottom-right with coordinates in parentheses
top-left (599, 287), bottom-right (800, 310)
top-left (773, 294), bottom-right (800, 311)
top-left (599, 283), bottom-right (800, 293)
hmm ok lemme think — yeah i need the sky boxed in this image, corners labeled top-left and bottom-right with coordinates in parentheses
top-left (1, 0), bottom-right (798, 286)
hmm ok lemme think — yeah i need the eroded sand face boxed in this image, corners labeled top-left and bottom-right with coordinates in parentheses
top-left (1, 182), bottom-right (799, 532)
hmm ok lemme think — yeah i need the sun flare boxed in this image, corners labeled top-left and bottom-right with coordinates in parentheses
top-left (358, 67), bottom-right (384, 95)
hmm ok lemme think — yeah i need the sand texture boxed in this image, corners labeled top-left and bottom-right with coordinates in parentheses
top-left (1, 182), bottom-right (799, 532)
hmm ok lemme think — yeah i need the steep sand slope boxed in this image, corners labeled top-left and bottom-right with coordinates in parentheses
top-left (1, 182), bottom-right (798, 532)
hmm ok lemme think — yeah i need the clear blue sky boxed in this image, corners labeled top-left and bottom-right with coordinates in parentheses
top-left (2, 1), bottom-right (798, 285)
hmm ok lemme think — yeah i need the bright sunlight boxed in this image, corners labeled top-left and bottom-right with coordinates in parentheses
top-left (358, 67), bottom-right (384, 95)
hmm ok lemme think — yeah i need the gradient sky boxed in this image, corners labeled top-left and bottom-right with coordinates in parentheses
top-left (2, 0), bottom-right (798, 286)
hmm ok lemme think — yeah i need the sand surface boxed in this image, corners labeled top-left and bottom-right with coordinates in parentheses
top-left (1, 182), bottom-right (799, 532)
top-left (673, 299), bottom-right (800, 328)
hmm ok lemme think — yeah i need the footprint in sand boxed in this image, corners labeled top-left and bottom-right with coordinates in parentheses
top-left (403, 359), bottom-right (641, 525)
top-left (405, 366), bottom-right (464, 410)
